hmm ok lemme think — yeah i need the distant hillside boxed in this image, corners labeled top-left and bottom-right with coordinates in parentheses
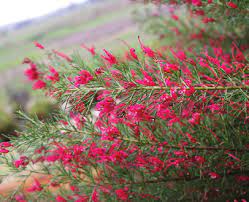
top-left (0, 2), bottom-right (87, 33)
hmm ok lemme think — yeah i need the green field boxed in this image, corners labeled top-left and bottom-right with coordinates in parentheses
top-left (0, 0), bottom-right (150, 72)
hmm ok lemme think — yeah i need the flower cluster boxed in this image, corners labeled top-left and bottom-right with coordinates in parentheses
top-left (6, 35), bottom-right (247, 201)
top-left (1, 1), bottom-right (249, 201)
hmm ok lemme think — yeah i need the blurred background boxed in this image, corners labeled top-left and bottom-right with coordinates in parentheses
top-left (0, 0), bottom-right (155, 141)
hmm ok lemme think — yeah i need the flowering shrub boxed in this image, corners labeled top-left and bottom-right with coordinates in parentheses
top-left (132, 0), bottom-right (249, 51)
top-left (0, 1), bottom-right (249, 201)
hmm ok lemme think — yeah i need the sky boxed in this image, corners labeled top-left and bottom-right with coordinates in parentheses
top-left (0, 0), bottom-right (88, 26)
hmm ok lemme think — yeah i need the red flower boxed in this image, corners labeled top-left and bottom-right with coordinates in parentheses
top-left (0, 142), bottom-right (12, 147)
top-left (235, 175), bottom-right (249, 182)
top-left (138, 36), bottom-right (155, 58)
top-left (194, 9), bottom-right (205, 16)
top-left (27, 179), bottom-right (43, 192)
top-left (186, 133), bottom-right (197, 143)
top-left (56, 195), bottom-right (67, 202)
top-left (15, 194), bottom-right (26, 202)
top-left (33, 41), bottom-right (45, 49)
top-left (24, 63), bottom-right (39, 81)
top-left (96, 97), bottom-right (115, 115)
top-left (207, 104), bottom-right (220, 113)
top-left (161, 63), bottom-right (179, 73)
top-left (170, 49), bottom-right (187, 61)
top-left (232, 43), bottom-right (246, 62)
top-left (192, 0), bottom-right (202, 7)
top-left (136, 70), bottom-right (156, 86)
top-left (171, 14), bottom-right (179, 21)
top-left (202, 17), bottom-right (215, 23)
top-left (220, 63), bottom-right (233, 74)
top-left (227, 153), bottom-right (241, 161)
top-left (95, 66), bottom-right (104, 75)
top-left (209, 172), bottom-right (220, 179)
top-left (74, 70), bottom-right (93, 87)
top-left (115, 188), bottom-right (129, 201)
top-left (32, 80), bottom-right (46, 90)
top-left (157, 105), bottom-right (175, 120)
top-left (194, 156), bottom-right (205, 164)
top-left (188, 112), bottom-right (201, 125)
top-left (53, 49), bottom-right (72, 62)
top-left (14, 156), bottom-right (29, 168)
top-left (59, 120), bottom-right (69, 126)
top-left (227, 2), bottom-right (238, 9)
top-left (0, 148), bottom-right (9, 153)
top-left (81, 44), bottom-right (96, 56)
top-left (185, 86), bottom-right (195, 96)
top-left (92, 189), bottom-right (99, 202)
top-left (129, 48), bottom-right (139, 60)
top-left (46, 66), bottom-right (60, 83)
top-left (127, 104), bottom-right (152, 122)
top-left (101, 49), bottom-right (118, 66)
top-left (46, 154), bottom-right (59, 162)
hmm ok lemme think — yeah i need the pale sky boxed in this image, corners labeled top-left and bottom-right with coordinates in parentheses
top-left (0, 0), bottom-right (88, 26)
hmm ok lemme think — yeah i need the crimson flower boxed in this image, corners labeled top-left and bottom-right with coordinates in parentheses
top-left (74, 70), bottom-right (93, 87)
top-left (170, 49), bottom-right (187, 61)
top-left (136, 70), bottom-right (156, 86)
top-left (0, 142), bottom-right (12, 147)
top-left (15, 194), bottom-right (26, 202)
top-left (33, 41), bottom-right (45, 49)
top-left (188, 112), bottom-right (201, 125)
top-left (81, 44), bottom-right (96, 56)
top-left (194, 156), bottom-right (205, 164)
top-left (53, 49), bottom-right (72, 62)
top-left (235, 175), bottom-right (249, 182)
top-left (56, 195), bottom-right (67, 202)
top-left (171, 14), bottom-right (179, 20)
top-left (101, 49), bottom-right (118, 66)
top-left (138, 36), bottom-right (155, 58)
top-left (32, 80), bottom-right (46, 90)
top-left (96, 97), bottom-right (115, 115)
top-left (202, 17), bottom-right (215, 23)
top-left (115, 188), bottom-right (129, 201)
top-left (24, 63), bottom-right (39, 81)
top-left (46, 66), bottom-right (60, 83)
top-left (192, 0), bottom-right (202, 7)
top-left (227, 1), bottom-right (238, 9)
top-left (26, 179), bottom-right (43, 192)
top-left (0, 148), bottom-right (9, 154)
top-left (157, 105), bottom-right (175, 120)
top-left (14, 156), bottom-right (29, 168)
top-left (209, 172), bottom-right (220, 179)
top-left (127, 104), bottom-right (152, 122)
top-left (129, 48), bottom-right (139, 60)
top-left (92, 188), bottom-right (99, 202)
top-left (161, 63), bottom-right (179, 73)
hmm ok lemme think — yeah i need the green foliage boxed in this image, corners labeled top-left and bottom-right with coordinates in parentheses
top-left (1, 0), bottom-right (249, 201)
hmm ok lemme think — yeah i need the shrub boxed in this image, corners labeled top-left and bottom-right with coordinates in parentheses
top-left (0, 1), bottom-right (249, 201)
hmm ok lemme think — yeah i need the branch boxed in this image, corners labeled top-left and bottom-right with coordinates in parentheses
top-left (71, 85), bottom-right (249, 93)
